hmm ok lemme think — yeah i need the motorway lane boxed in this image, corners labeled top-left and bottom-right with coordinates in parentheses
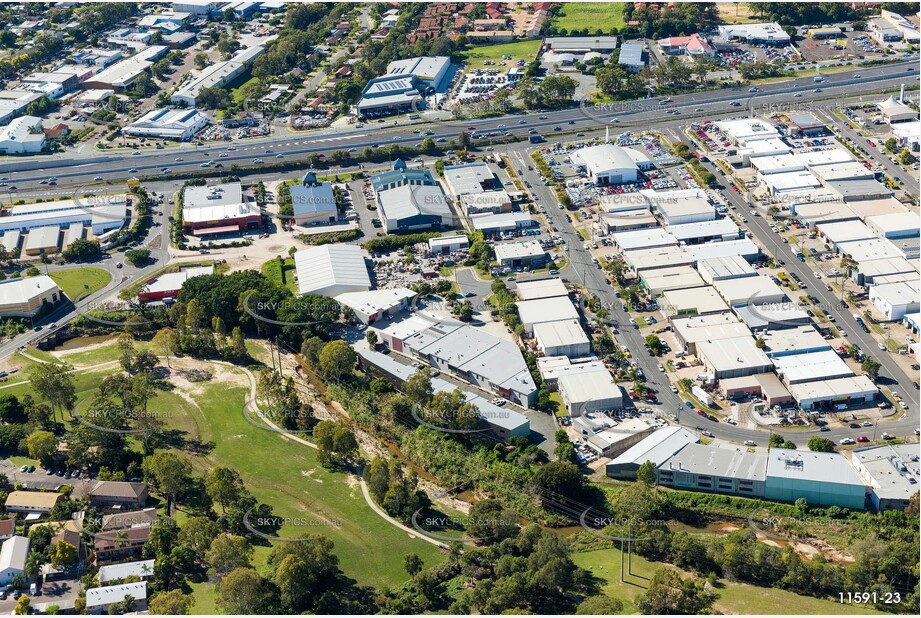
top-left (1, 60), bottom-right (915, 189)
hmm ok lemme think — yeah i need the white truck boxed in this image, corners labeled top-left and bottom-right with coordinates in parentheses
top-left (692, 385), bottom-right (714, 406)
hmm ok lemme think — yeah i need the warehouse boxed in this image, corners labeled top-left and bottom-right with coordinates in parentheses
top-left (713, 275), bottom-right (786, 307)
top-left (171, 45), bottom-right (264, 106)
top-left (646, 189), bottom-right (715, 225)
top-left (289, 174), bottom-right (337, 226)
top-left (372, 160), bottom-right (437, 192)
top-left (405, 322), bottom-right (538, 408)
top-left (335, 288), bottom-right (416, 325)
top-left (544, 36), bottom-right (619, 53)
top-left (515, 278), bottom-right (568, 301)
top-left (533, 319), bottom-right (591, 358)
top-left (82, 45), bottom-right (167, 90)
top-left (811, 160), bottom-right (875, 184)
top-left (442, 163), bottom-right (501, 196)
top-left (0, 276), bottom-right (62, 318)
top-left (293, 244), bottom-right (371, 297)
top-left (460, 191), bottom-right (511, 216)
top-left (764, 449), bottom-right (867, 509)
top-left (826, 178), bottom-right (893, 203)
top-left (817, 220), bottom-right (876, 248)
top-left (0, 201), bottom-right (127, 236)
top-left (773, 349), bottom-right (854, 385)
top-left (137, 265), bottom-right (213, 303)
top-left (851, 444), bottom-right (920, 511)
top-left (24, 226), bottom-right (61, 256)
top-left (658, 443), bottom-right (767, 498)
top-left (570, 144), bottom-right (640, 185)
top-left (63, 224), bottom-right (84, 250)
top-left (661, 286), bottom-right (730, 318)
top-left (618, 42), bottom-right (646, 73)
top-left (719, 373), bottom-right (793, 407)
top-left (697, 336), bottom-right (773, 379)
top-left (538, 357), bottom-right (605, 390)
top-left (786, 112), bottom-right (826, 136)
top-left (558, 364), bottom-right (623, 416)
top-left (853, 256), bottom-right (917, 286)
top-left (598, 193), bottom-right (651, 213)
top-left (838, 238), bottom-right (905, 264)
top-left (738, 138), bottom-right (791, 164)
top-left (516, 296), bottom-right (578, 336)
top-left (762, 170), bottom-right (822, 195)
top-left (1, 231), bottom-right (20, 254)
top-left (124, 108), bottom-right (208, 141)
top-left (697, 255), bottom-right (756, 285)
top-left (611, 228), bottom-right (677, 252)
top-left (640, 266), bottom-right (705, 295)
top-left (598, 209), bottom-right (658, 233)
top-left (606, 426), bottom-right (700, 480)
top-left (471, 212), bottom-right (534, 235)
top-left (718, 22), bottom-right (790, 45)
top-left (428, 234), bottom-right (469, 255)
top-left (787, 375), bottom-right (878, 410)
top-left (760, 325), bottom-right (831, 358)
top-left (494, 240), bottom-right (546, 269)
top-left (865, 212), bottom-right (920, 239)
top-left (623, 245), bottom-right (693, 273)
top-left (0, 115), bottom-right (46, 154)
top-left (181, 182), bottom-right (260, 236)
top-left (376, 184), bottom-right (454, 232)
top-left (666, 219), bottom-right (740, 244)
top-left (715, 118), bottom-right (780, 145)
top-left (734, 303), bottom-right (811, 331)
top-left (577, 417), bottom-right (656, 458)
top-left (0, 90), bottom-right (42, 125)
top-left (751, 153), bottom-right (805, 175)
top-left (385, 56), bottom-right (451, 90)
top-left (671, 312), bottom-right (751, 355)
top-left (870, 280), bottom-right (920, 320)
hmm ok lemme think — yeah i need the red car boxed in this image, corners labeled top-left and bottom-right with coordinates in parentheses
top-left (856, 436), bottom-right (870, 443)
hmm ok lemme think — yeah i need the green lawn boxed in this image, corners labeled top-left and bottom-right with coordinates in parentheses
top-left (49, 267), bottom-right (112, 301)
top-left (551, 3), bottom-right (626, 32)
top-left (260, 257), bottom-right (298, 294)
top-left (52, 338), bottom-right (153, 368)
top-left (572, 548), bottom-right (882, 615)
top-left (459, 40), bottom-right (541, 69)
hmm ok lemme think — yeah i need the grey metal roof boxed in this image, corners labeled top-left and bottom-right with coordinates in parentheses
top-left (663, 443), bottom-right (767, 481)
top-left (766, 448), bottom-right (866, 486)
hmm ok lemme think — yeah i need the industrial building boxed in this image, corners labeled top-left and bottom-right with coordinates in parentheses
top-left (865, 212), bottom-right (920, 239)
top-left (606, 426), bottom-right (700, 480)
top-left (0, 90), bottom-right (42, 125)
top-left (24, 226), bottom-right (61, 256)
top-left (817, 220), bottom-right (875, 249)
top-left (734, 303), bottom-right (811, 331)
top-left (544, 36), bottom-right (618, 52)
top-left (428, 234), bottom-right (469, 255)
top-left (137, 266), bottom-right (214, 303)
top-left (181, 182), bottom-right (261, 237)
top-left (687, 239), bottom-right (760, 263)
top-left (494, 240), bottom-right (546, 269)
top-left (645, 189), bottom-right (715, 225)
top-left (717, 22), bottom-right (790, 45)
top-left (385, 56), bottom-right (451, 89)
top-left (598, 208), bottom-right (658, 233)
top-left (787, 375), bottom-right (878, 410)
top-left (697, 255), bottom-right (756, 285)
top-left (377, 184), bottom-right (454, 232)
top-left (0, 115), bottom-right (45, 154)
top-left (460, 191), bottom-right (511, 216)
top-left (471, 212), bottom-right (534, 235)
top-left (719, 373), bottom-right (793, 407)
top-left (171, 45), bottom-right (265, 106)
top-left (623, 245), bottom-right (694, 273)
top-left (557, 364), bottom-right (623, 416)
top-left (372, 160), bottom-right (437, 192)
top-left (83, 45), bottom-right (167, 91)
top-left (671, 312), bottom-right (752, 355)
top-left (854, 256), bottom-right (918, 286)
top-left (293, 244), bottom-right (371, 297)
top-left (661, 286), bottom-right (730, 318)
top-left (515, 278), bottom-right (568, 301)
top-left (335, 288), bottom-right (416, 325)
top-left (570, 144), bottom-right (640, 185)
top-left (442, 162), bottom-right (502, 196)
top-left (516, 296), bottom-right (579, 335)
top-left (575, 416), bottom-right (656, 458)
top-left (773, 349), bottom-right (855, 385)
top-left (0, 199), bottom-right (127, 237)
top-left (0, 276), bottom-right (63, 318)
top-left (611, 228), bottom-right (677, 252)
top-left (640, 266), bottom-right (705, 295)
top-left (851, 444), bottom-right (920, 511)
top-left (713, 275), bottom-right (786, 307)
top-left (124, 108), bottom-right (209, 141)
top-left (870, 280), bottom-right (920, 320)
top-left (666, 219), bottom-right (740, 244)
top-left (533, 319), bottom-right (591, 358)
top-left (658, 444), bottom-right (768, 498)
top-left (764, 449), bottom-right (867, 509)
top-left (760, 325), bottom-right (831, 358)
top-left (289, 173), bottom-right (337, 226)
top-left (355, 73), bottom-right (425, 115)
top-left (618, 42), bottom-right (645, 73)
top-left (697, 336), bottom-right (773, 379)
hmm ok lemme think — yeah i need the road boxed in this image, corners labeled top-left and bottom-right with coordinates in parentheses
top-left (1, 59), bottom-right (915, 191)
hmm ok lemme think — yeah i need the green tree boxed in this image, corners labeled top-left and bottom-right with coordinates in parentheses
top-left (403, 553), bottom-right (423, 577)
top-left (637, 460), bottom-right (658, 487)
top-left (206, 535), bottom-right (253, 577)
top-left (403, 368), bottom-right (433, 405)
top-left (636, 567), bottom-right (715, 614)
top-left (49, 540), bottom-right (78, 569)
top-left (318, 340), bottom-right (356, 381)
top-left (142, 451), bottom-right (191, 514)
top-left (466, 498), bottom-right (519, 543)
top-left (861, 357), bottom-right (881, 381)
top-left (808, 437), bottom-right (835, 452)
top-left (26, 429), bottom-right (57, 466)
top-left (531, 461), bottom-right (584, 502)
top-left (149, 589), bottom-right (193, 615)
top-left (178, 516), bottom-right (221, 557)
top-left (124, 248), bottom-right (151, 266)
top-left (577, 594), bottom-right (624, 615)
top-left (218, 567), bottom-right (266, 614)
top-left (205, 467), bottom-right (245, 514)
top-left (27, 361), bottom-right (76, 422)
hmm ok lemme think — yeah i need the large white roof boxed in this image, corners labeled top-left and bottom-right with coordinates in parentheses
top-left (515, 278), bottom-right (568, 301)
top-left (86, 582), bottom-right (148, 607)
top-left (293, 244), bottom-right (371, 296)
top-left (516, 296), bottom-right (579, 325)
top-left (98, 559), bottom-right (155, 584)
top-left (713, 275), bottom-right (786, 306)
top-left (143, 266), bottom-right (213, 295)
top-left (0, 536), bottom-right (29, 572)
top-left (533, 319), bottom-right (590, 350)
top-left (773, 349), bottom-right (854, 383)
top-left (697, 336), bottom-right (772, 373)
top-left (612, 228), bottom-right (677, 251)
top-left (571, 144), bottom-right (639, 175)
top-left (0, 276), bottom-right (58, 306)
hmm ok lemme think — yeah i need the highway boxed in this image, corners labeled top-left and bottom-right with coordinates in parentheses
top-left (0, 59), bottom-right (916, 192)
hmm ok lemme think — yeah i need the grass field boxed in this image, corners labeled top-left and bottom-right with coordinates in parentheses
top-left (459, 40), bottom-right (541, 69)
top-left (49, 267), bottom-right (111, 301)
top-left (551, 3), bottom-right (626, 32)
top-left (572, 548), bottom-right (882, 615)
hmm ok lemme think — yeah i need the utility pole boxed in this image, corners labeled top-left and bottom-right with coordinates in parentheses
top-left (627, 521), bottom-right (633, 576)
top-left (276, 336), bottom-right (283, 378)
top-left (269, 338), bottom-right (276, 372)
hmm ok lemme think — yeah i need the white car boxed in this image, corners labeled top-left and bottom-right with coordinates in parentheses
top-left (671, 385), bottom-right (679, 393)
top-left (657, 364), bottom-right (665, 372)
top-left (744, 440), bottom-right (756, 446)
top-left (878, 342), bottom-right (887, 351)
top-left (813, 272), bottom-right (822, 279)
top-left (862, 421), bottom-right (873, 427)
top-left (899, 401), bottom-right (909, 409)
top-left (840, 438), bottom-right (856, 445)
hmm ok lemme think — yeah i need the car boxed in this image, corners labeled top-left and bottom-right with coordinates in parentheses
top-left (820, 426), bottom-right (830, 432)
top-left (253, 158), bottom-right (264, 164)
top-left (856, 436), bottom-right (870, 443)
top-left (876, 342), bottom-right (887, 351)
top-left (840, 438), bottom-right (856, 445)
top-left (813, 272), bottom-right (822, 279)
top-left (116, 262), bottom-right (123, 268)
top-left (793, 92), bottom-right (802, 98)
top-left (861, 421), bottom-right (873, 427)
top-left (849, 422), bottom-right (861, 429)
top-left (899, 401), bottom-right (909, 409)
top-left (702, 431), bottom-right (714, 437)
top-left (839, 331), bottom-right (847, 338)
top-left (749, 209), bottom-right (757, 215)
top-left (19, 465), bottom-right (27, 473)
top-left (128, 168), bottom-right (138, 173)
top-left (657, 364), bottom-right (664, 372)
top-left (671, 385), bottom-right (678, 393)
top-left (48, 322), bottom-right (56, 329)
top-left (94, 175), bottom-right (103, 181)
top-left (695, 107), bottom-right (704, 112)
top-left (45, 468), bottom-right (53, 475)
top-left (685, 401), bottom-right (694, 409)
top-left (744, 440), bottom-right (756, 446)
